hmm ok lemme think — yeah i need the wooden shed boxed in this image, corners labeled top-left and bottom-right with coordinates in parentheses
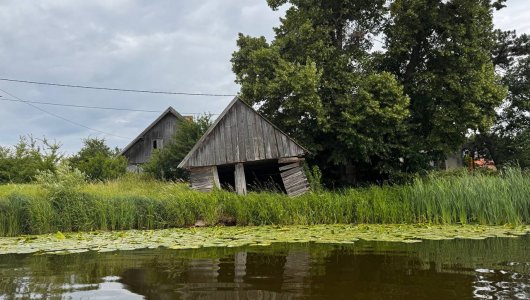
top-left (121, 107), bottom-right (186, 172)
top-left (178, 97), bottom-right (310, 196)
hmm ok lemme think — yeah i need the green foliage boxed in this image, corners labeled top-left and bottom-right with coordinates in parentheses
top-left (0, 167), bottom-right (529, 236)
top-left (143, 115), bottom-right (212, 180)
top-left (0, 136), bottom-right (61, 183)
top-left (304, 164), bottom-right (323, 192)
top-left (232, 0), bottom-right (413, 184)
top-left (233, 0), bottom-right (507, 184)
top-left (470, 30), bottom-right (530, 169)
top-left (69, 138), bottom-right (127, 181)
top-left (382, 0), bottom-right (506, 160)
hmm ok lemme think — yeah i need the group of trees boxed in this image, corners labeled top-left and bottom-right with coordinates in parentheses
top-left (232, 0), bottom-right (528, 184)
top-left (0, 136), bottom-right (127, 184)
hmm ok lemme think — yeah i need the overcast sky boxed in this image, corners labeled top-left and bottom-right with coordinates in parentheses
top-left (0, 0), bottom-right (528, 154)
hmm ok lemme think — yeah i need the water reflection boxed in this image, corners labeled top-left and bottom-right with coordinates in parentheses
top-left (0, 235), bottom-right (528, 299)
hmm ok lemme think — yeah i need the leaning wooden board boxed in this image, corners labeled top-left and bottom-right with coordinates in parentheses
top-left (279, 161), bottom-right (310, 197)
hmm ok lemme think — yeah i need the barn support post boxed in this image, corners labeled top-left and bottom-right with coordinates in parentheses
top-left (234, 163), bottom-right (247, 195)
top-left (212, 166), bottom-right (221, 189)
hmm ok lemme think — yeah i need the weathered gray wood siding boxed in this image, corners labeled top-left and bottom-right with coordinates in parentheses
top-left (190, 167), bottom-right (216, 192)
top-left (280, 161), bottom-right (310, 196)
top-left (182, 100), bottom-right (305, 168)
top-left (123, 114), bottom-right (179, 165)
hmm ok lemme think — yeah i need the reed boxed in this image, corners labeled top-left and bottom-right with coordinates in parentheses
top-left (0, 168), bottom-right (528, 236)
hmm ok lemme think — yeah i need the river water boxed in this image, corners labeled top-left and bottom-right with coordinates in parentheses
top-left (0, 235), bottom-right (528, 299)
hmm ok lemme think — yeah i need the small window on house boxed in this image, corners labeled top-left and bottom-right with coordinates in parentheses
top-left (153, 139), bottom-right (164, 150)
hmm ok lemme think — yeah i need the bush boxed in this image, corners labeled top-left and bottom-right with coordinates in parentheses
top-left (0, 136), bottom-right (61, 183)
top-left (69, 138), bottom-right (127, 181)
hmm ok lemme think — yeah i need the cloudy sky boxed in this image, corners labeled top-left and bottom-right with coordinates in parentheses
top-left (0, 0), bottom-right (528, 154)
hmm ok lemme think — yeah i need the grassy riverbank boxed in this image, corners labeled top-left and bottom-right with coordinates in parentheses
top-left (0, 168), bottom-right (529, 237)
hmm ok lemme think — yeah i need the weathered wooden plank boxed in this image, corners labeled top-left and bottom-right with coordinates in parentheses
top-left (279, 162), bottom-right (300, 171)
top-left (236, 102), bottom-right (247, 162)
top-left (249, 111), bottom-right (265, 160)
top-left (283, 174), bottom-right (307, 188)
top-left (251, 110), bottom-right (259, 160)
top-left (212, 166), bottom-right (220, 189)
top-left (218, 123), bottom-right (227, 164)
top-left (223, 114), bottom-right (234, 163)
top-left (278, 157), bottom-right (304, 164)
top-left (288, 181), bottom-right (309, 192)
top-left (190, 166), bottom-right (211, 174)
top-left (261, 118), bottom-right (273, 159)
top-left (285, 181), bottom-right (309, 193)
top-left (280, 166), bottom-right (304, 179)
top-left (234, 163), bottom-right (247, 195)
top-left (217, 125), bottom-right (226, 165)
top-left (282, 171), bottom-right (305, 184)
top-left (289, 140), bottom-right (298, 157)
top-left (213, 126), bottom-right (221, 165)
top-left (191, 173), bottom-right (213, 181)
top-left (206, 136), bottom-right (215, 166)
top-left (242, 105), bottom-right (255, 161)
top-left (274, 129), bottom-right (284, 158)
top-left (230, 103), bottom-right (239, 162)
top-left (280, 134), bottom-right (290, 157)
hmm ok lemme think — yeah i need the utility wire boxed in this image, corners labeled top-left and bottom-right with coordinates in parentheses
top-left (0, 97), bottom-right (160, 113)
top-left (0, 78), bottom-right (237, 97)
top-left (0, 97), bottom-right (220, 115)
top-left (0, 87), bottom-right (131, 139)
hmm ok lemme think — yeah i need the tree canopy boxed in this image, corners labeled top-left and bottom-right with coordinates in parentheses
top-left (232, 0), bottom-right (512, 184)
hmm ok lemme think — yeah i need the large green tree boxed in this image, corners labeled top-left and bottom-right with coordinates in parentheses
top-left (233, 0), bottom-right (411, 184)
top-left (381, 0), bottom-right (507, 163)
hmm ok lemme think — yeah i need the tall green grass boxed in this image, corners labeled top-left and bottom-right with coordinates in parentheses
top-left (0, 168), bottom-right (528, 236)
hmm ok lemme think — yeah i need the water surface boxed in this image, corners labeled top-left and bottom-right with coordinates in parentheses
top-left (0, 235), bottom-right (529, 299)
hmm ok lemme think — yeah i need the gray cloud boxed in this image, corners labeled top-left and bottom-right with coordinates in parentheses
top-left (0, 0), bottom-right (527, 154)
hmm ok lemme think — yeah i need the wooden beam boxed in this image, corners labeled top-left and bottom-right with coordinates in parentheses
top-left (279, 162), bottom-right (300, 171)
top-left (234, 163), bottom-right (247, 195)
top-left (278, 157), bottom-right (305, 164)
top-left (212, 166), bottom-right (220, 189)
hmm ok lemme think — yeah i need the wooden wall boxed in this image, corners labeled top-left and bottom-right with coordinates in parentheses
top-left (123, 114), bottom-right (180, 165)
top-left (181, 100), bottom-right (305, 168)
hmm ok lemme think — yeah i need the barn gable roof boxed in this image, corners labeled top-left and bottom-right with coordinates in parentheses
top-left (178, 97), bottom-right (308, 169)
top-left (120, 106), bottom-right (184, 155)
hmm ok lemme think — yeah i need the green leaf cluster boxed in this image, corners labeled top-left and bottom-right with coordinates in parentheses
top-left (69, 138), bottom-right (127, 182)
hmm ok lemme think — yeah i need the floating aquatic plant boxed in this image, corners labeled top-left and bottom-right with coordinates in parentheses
top-left (0, 224), bottom-right (528, 255)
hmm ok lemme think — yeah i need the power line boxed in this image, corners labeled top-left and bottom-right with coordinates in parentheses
top-left (0, 97), bottom-right (220, 115)
top-left (0, 97), bottom-right (160, 113)
top-left (0, 87), bottom-right (131, 140)
top-left (0, 77), bottom-right (238, 97)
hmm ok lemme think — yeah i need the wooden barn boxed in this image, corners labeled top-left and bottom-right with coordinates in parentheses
top-left (178, 97), bottom-right (310, 196)
top-left (121, 107), bottom-right (186, 172)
